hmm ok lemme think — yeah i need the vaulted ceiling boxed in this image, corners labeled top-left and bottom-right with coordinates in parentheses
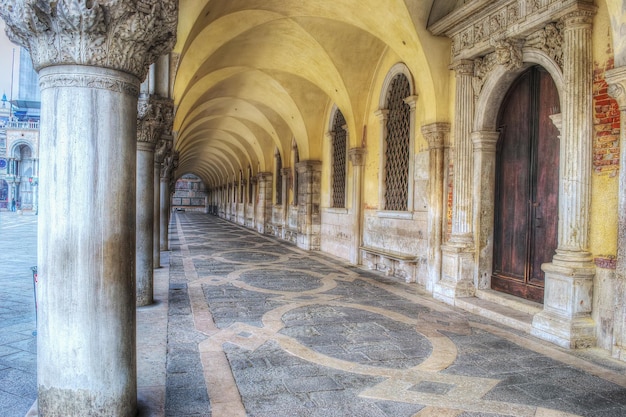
top-left (172, 0), bottom-right (449, 187)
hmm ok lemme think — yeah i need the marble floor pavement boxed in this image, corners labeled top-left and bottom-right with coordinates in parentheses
top-left (166, 212), bottom-right (626, 417)
top-left (3, 211), bottom-right (626, 416)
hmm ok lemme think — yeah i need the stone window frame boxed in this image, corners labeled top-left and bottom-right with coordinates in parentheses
top-left (328, 105), bottom-right (348, 209)
top-left (375, 63), bottom-right (418, 219)
top-left (274, 148), bottom-right (283, 206)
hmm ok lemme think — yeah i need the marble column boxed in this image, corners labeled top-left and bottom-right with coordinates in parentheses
top-left (348, 148), bottom-right (366, 265)
top-left (154, 133), bottom-right (172, 268)
top-left (434, 60), bottom-right (476, 305)
top-left (422, 123), bottom-right (450, 294)
top-left (606, 66), bottom-right (626, 359)
top-left (296, 160), bottom-right (322, 251)
top-left (0, 1), bottom-right (177, 415)
top-left (532, 8), bottom-right (597, 349)
top-left (256, 172), bottom-right (273, 234)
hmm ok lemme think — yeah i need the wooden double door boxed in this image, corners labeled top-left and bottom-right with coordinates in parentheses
top-left (491, 66), bottom-right (560, 303)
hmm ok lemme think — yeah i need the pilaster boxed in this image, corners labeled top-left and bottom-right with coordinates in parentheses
top-left (0, 1), bottom-right (177, 415)
top-left (296, 160), bottom-right (322, 251)
top-left (472, 131), bottom-right (499, 290)
top-left (532, 9), bottom-right (597, 349)
top-left (256, 172), bottom-right (273, 234)
top-left (606, 66), bottom-right (626, 359)
top-left (422, 123), bottom-right (450, 294)
top-left (348, 147), bottom-right (366, 265)
top-left (435, 60), bottom-right (476, 305)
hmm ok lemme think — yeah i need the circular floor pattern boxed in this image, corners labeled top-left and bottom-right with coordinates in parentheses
top-left (239, 268), bottom-right (323, 292)
top-left (280, 305), bottom-right (433, 369)
top-left (218, 250), bottom-right (281, 264)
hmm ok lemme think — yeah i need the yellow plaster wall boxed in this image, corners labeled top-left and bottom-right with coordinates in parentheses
top-left (589, 2), bottom-right (619, 259)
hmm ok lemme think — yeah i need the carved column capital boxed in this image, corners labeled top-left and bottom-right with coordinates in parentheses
top-left (154, 135), bottom-right (173, 164)
top-left (421, 122), bottom-right (450, 150)
top-left (348, 147), bottom-right (366, 166)
top-left (471, 131), bottom-right (500, 153)
top-left (606, 67), bottom-right (626, 110)
top-left (450, 59), bottom-right (475, 76)
top-left (561, 8), bottom-right (596, 30)
top-left (0, 0), bottom-right (177, 80)
top-left (137, 95), bottom-right (173, 147)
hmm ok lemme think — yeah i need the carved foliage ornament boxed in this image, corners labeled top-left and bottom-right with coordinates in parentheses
top-left (0, 0), bottom-right (178, 80)
top-left (137, 95), bottom-right (174, 145)
top-left (472, 38), bottom-right (523, 98)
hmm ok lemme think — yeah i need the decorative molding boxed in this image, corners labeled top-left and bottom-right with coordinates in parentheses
top-left (472, 38), bottom-right (523, 98)
top-left (137, 95), bottom-right (174, 145)
top-left (0, 0), bottom-right (178, 80)
top-left (606, 67), bottom-right (626, 109)
top-left (525, 23), bottom-right (564, 68)
top-left (421, 123), bottom-right (451, 150)
top-left (348, 147), bottom-right (367, 166)
top-left (39, 73), bottom-right (139, 96)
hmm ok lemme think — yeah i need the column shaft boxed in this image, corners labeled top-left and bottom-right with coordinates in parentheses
top-left (136, 142), bottom-right (155, 306)
top-left (37, 65), bottom-right (137, 416)
top-left (348, 148), bottom-right (366, 265)
top-left (153, 161), bottom-right (160, 268)
top-left (160, 177), bottom-right (169, 251)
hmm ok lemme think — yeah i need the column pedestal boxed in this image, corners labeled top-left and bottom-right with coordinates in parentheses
top-left (296, 160), bottom-right (322, 251)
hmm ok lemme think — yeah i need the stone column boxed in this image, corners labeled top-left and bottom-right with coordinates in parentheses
top-left (296, 160), bottom-right (322, 251)
top-left (422, 123), bottom-right (450, 294)
top-left (0, 1), bottom-right (177, 416)
top-left (348, 147), bottom-right (366, 265)
top-left (434, 60), bottom-right (476, 305)
top-left (606, 66), bottom-right (626, 359)
top-left (160, 175), bottom-right (170, 250)
top-left (281, 167), bottom-right (291, 236)
top-left (256, 172), bottom-right (273, 234)
top-left (471, 131), bottom-right (500, 290)
top-left (153, 132), bottom-right (172, 267)
top-left (532, 8), bottom-right (597, 349)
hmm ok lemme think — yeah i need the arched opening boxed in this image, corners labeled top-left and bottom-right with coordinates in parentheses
top-left (491, 65), bottom-right (561, 303)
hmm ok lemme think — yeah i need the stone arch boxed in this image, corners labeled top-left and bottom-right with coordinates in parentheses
top-left (475, 49), bottom-right (564, 132)
top-left (472, 49), bottom-right (565, 297)
top-left (378, 62), bottom-right (416, 109)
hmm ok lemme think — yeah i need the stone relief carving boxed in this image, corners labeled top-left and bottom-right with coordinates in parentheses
top-left (38, 73), bottom-right (139, 95)
top-left (525, 22), bottom-right (564, 68)
top-left (472, 39), bottom-right (523, 98)
top-left (0, 0), bottom-right (178, 80)
top-left (155, 138), bottom-right (172, 164)
top-left (137, 96), bottom-right (174, 145)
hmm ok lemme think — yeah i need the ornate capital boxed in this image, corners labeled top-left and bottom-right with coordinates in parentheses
top-left (421, 122), bottom-right (450, 150)
top-left (606, 67), bottom-right (626, 110)
top-left (450, 59), bottom-right (474, 76)
top-left (155, 136), bottom-right (172, 164)
top-left (0, 0), bottom-right (177, 80)
top-left (137, 95), bottom-right (173, 145)
top-left (348, 147), bottom-right (367, 167)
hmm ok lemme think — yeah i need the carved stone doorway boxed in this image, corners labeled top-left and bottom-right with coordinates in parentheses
top-left (492, 65), bottom-right (560, 303)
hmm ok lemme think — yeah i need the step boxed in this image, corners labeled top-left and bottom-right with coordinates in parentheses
top-left (455, 292), bottom-right (542, 333)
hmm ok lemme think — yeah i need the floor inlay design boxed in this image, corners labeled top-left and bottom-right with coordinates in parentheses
top-left (166, 213), bottom-right (626, 417)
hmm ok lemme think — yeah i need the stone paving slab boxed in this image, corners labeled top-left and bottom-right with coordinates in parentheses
top-left (167, 212), bottom-right (626, 417)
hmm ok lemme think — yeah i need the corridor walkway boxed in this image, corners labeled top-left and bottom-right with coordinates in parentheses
top-left (166, 212), bottom-right (626, 417)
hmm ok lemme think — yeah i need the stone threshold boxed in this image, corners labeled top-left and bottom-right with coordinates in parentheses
top-left (455, 289), bottom-right (543, 333)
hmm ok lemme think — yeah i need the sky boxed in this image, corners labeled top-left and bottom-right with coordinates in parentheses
top-left (0, 20), bottom-right (21, 103)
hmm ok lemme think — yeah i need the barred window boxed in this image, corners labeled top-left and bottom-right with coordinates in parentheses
top-left (248, 166), bottom-right (253, 203)
top-left (275, 151), bottom-right (282, 205)
top-left (239, 171), bottom-right (244, 202)
top-left (331, 109), bottom-right (347, 208)
top-left (293, 145), bottom-right (299, 206)
top-left (384, 74), bottom-right (411, 211)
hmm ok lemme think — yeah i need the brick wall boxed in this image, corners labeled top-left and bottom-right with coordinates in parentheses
top-left (593, 56), bottom-right (620, 176)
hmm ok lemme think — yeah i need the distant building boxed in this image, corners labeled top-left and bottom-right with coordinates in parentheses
top-left (0, 47), bottom-right (40, 211)
top-left (171, 174), bottom-right (207, 212)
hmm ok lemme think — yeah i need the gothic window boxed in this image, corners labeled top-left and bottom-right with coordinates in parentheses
top-left (384, 73), bottom-right (411, 211)
top-left (331, 109), bottom-right (347, 208)
top-left (275, 150), bottom-right (282, 205)
top-left (239, 170), bottom-right (244, 203)
top-left (248, 166), bottom-right (253, 203)
top-left (293, 144), bottom-right (299, 206)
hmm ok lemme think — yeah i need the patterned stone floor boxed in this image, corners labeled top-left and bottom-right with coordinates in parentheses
top-left (165, 212), bottom-right (626, 417)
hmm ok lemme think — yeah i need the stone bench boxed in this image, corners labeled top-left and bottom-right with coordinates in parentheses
top-left (359, 246), bottom-right (419, 283)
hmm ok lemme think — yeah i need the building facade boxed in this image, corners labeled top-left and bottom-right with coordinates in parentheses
top-left (1, 0), bottom-right (626, 415)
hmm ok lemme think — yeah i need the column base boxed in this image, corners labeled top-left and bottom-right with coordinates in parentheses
top-left (433, 244), bottom-right (476, 305)
top-left (531, 261), bottom-right (596, 349)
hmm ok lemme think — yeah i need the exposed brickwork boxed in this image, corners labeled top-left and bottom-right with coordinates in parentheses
top-left (593, 55), bottom-right (620, 176)
top-left (445, 159), bottom-right (454, 241)
top-left (594, 256), bottom-right (617, 270)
